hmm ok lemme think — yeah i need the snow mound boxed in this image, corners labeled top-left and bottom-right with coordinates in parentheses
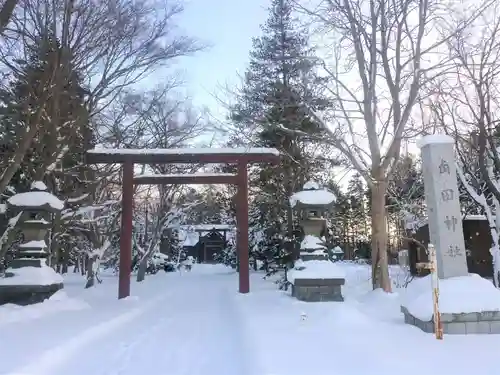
top-left (290, 189), bottom-right (336, 208)
top-left (0, 263), bottom-right (64, 286)
top-left (8, 191), bottom-right (64, 210)
top-left (0, 290), bottom-right (89, 325)
top-left (288, 259), bottom-right (345, 282)
top-left (401, 274), bottom-right (500, 321)
top-left (301, 235), bottom-right (325, 250)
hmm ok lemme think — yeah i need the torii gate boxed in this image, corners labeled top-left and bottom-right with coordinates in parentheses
top-left (85, 148), bottom-right (279, 299)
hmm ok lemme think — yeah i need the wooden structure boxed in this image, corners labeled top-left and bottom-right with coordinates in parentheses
top-left (409, 216), bottom-right (493, 278)
top-left (182, 229), bottom-right (227, 263)
top-left (86, 148), bottom-right (279, 299)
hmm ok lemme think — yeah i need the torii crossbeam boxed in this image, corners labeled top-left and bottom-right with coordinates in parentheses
top-left (86, 148), bottom-right (280, 299)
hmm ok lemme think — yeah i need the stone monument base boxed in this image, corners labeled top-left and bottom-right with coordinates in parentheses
top-left (0, 259), bottom-right (64, 305)
top-left (292, 277), bottom-right (344, 302)
top-left (400, 273), bottom-right (500, 335)
top-left (401, 306), bottom-right (500, 334)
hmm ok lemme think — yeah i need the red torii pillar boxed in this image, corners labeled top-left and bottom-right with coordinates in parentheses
top-left (85, 149), bottom-right (279, 299)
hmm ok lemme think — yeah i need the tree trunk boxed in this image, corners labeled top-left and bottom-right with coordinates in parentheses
top-left (73, 257), bottom-right (79, 273)
top-left (136, 256), bottom-right (149, 282)
top-left (81, 255), bottom-right (86, 275)
top-left (61, 248), bottom-right (70, 274)
top-left (370, 179), bottom-right (392, 292)
top-left (85, 256), bottom-right (95, 288)
top-left (0, 0), bottom-right (18, 35)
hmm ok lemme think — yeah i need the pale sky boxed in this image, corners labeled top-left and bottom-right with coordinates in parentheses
top-left (166, 0), bottom-right (270, 120)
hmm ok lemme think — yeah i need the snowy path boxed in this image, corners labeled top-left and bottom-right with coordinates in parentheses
top-left (11, 268), bottom-right (255, 375)
top-left (6, 263), bottom-right (500, 375)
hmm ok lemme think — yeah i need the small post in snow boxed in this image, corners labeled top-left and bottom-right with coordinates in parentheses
top-left (428, 244), bottom-right (443, 340)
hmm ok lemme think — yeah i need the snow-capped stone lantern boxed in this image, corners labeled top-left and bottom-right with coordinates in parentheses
top-left (288, 180), bottom-right (345, 302)
top-left (0, 181), bottom-right (65, 305)
top-left (290, 180), bottom-right (336, 260)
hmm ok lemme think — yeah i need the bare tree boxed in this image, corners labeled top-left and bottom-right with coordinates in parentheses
top-left (429, 5), bottom-right (500, 286)
top-left (0, 0), bottom-right (203, 193)
top-left (293, 0), bottom-right (493, 291)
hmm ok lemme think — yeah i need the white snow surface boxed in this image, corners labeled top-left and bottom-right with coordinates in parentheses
top-left (303, 180), bottom-right (320, 190)
top-left (89, 147), bottom-right (280, 155)
top-left (417, 134), bottom-right (454, 148)
top-left (288, 259), bottom-right (346, 281)
top-left (290, 188), bottom-right (336, 207)
top-left (8, 191), bottom-right (64, 210)
top-left (183, 231), bottom-right (200, 246)
top-left (31, 181), bottom-right (48, 191)
top-left (3, 263), bottom-right (500, 375)
top-left (134, 172), bottom-right (237, 179)
top-left (332, 245), bottom-right (344, 254)
top-left (19, 240), bottom-right (48, 249)
top-left (300, 234), bottom-right (326, 250)
top-left (401, 273), bottom-right (500, 321)
top-left (0, 262), bottom-right (63, 285)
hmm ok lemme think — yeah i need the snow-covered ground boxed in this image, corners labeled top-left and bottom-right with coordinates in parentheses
top-left (2, 263), bottom-right (500, 375)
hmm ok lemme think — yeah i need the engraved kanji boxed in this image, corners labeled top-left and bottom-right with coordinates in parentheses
top-left (439, 159), bottom-right (450, 174)
top-left (444, 215), bottom-right (458, 231)
top-left (441, 189), bottom-right (454, 201)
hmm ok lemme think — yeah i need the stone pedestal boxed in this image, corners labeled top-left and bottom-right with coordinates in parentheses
top-left (292, 277), bottom-right (345, 302)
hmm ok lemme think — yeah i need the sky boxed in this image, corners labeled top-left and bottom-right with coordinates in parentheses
top-left (159, 0), bottom-right (270, 121)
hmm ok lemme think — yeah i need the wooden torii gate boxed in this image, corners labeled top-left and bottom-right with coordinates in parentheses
top-left (85, 148), bottom-right (279, 299)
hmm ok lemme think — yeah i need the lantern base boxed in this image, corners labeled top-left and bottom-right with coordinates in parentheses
top-left (0, 259), bottom-right (64, 305)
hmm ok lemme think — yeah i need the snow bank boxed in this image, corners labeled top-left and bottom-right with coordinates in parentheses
top-left (401, 274), bottom-right (500, 321)
top-left (290, 189), bottom-right (336, 208)
top-left (0, 263), bottom-right (64, 285)
top-left (416, 134), bottom-right (454, 148)
top-left (300, 235), bottom-right (325, 250)
top-left (288, 259), bottom-right (345, 282)
top-left (0, 290), bottom-right (89, 325)
top-left (8, 191), bottom-right (64, 210)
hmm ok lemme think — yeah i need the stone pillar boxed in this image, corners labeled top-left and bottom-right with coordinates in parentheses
top-left (418, 135), bottom-right (468, 279)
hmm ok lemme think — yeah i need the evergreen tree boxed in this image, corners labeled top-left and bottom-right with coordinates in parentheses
top-left (230, 0), bottom-right (334, 265)
top-left (0, 32), bottom-right (92, 196)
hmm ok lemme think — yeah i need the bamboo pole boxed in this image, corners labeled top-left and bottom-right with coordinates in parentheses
top-left (428, 243), bottom-right (443, 340)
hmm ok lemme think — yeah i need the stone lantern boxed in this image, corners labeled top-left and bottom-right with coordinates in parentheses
top-left (0, 181), bottom-right (65, 305)
top-left (288, 180), bottom-right (345, 302)
top-left (290, 180), bottom-right (336, 260)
